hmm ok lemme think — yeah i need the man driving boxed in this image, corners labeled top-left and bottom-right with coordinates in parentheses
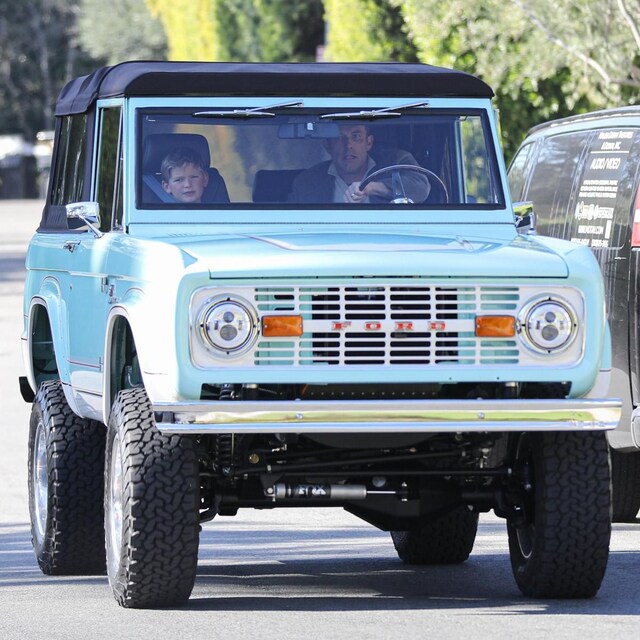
top-left (288, 124), bottom-right (431, 204)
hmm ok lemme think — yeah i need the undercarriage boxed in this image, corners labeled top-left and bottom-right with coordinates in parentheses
top-left (198, 430), bottom-right (512, 530)
top-left (193, 380), bottom-right (569, 527)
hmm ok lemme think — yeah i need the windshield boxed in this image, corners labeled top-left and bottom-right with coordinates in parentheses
top-left (138, 107), bottom-right (503, 209)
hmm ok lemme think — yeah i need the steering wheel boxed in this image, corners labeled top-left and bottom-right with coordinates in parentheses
top-left (358, 164), bottom-right (449, 204)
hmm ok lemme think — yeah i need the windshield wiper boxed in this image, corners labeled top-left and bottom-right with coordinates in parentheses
top-left (193, 100), bottom-right (304, 118)
top-left (320, 101), bottom-right (430, 121)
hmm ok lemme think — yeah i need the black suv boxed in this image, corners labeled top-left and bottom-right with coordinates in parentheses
top-left (509, 106), bottom-right (640, 521)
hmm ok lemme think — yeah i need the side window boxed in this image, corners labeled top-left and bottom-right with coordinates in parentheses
top-left (569, 128), bottom-right (640, 250)
top-left (113, 155), bottom-right (123, 229)
top-left (50, 118), bottom-right (69, 204)
top-left (523, 132), bottom-right (591, 238)
top-left (95, 107), bottom-right (123, 232)
top-left (50, 114), bottom-right (88, 205)
top-left (459, 116), bottom-right (499, 203)
top-left (507, 142), bottom-right (534, 201)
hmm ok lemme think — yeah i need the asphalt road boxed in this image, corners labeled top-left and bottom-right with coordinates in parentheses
top-left (1, 200), bottom-right (640, 639)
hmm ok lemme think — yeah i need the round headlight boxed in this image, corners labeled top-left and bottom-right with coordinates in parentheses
top-left (199, 298), bottom-right (256, 353)
top-left (520, 298), bottom-right (577, 353)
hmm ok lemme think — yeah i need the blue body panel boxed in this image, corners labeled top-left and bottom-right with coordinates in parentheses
top-left (21, 91), bottom-right (616, 426)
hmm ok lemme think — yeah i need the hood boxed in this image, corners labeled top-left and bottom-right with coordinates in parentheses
top-left (171, 231), bottom-right (569, 279)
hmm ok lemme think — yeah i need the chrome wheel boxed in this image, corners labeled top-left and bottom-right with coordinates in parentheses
top-left (513, 433), bottom-right (535, 560)
top-left (32, 419), bottom-right (48, 545)
top-left (106, 435), bottom-right (123, 581)
top-left (516, 518), bottom-right (535, 560)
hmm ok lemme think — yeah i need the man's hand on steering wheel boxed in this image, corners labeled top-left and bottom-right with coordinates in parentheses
top-left (343, 180), bottom-right (391, 203)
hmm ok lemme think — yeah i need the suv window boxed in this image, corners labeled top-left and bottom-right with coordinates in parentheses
top-left (460, 115), bottom-right (496, 202)
top-left (507, 141), bottom-right (534, 201)
top-left (523, 131), bottom-right (591, 236)
top-left (95, 107), bottom-right (123, 232)
top-left (519, 128), bottom-right (640, 250)
top-left (138, 108), bottom-right (504, 209)
top-left (51, 114), bottom-right (87, 205)
top-left (570, 128), bottom-right (639, 250)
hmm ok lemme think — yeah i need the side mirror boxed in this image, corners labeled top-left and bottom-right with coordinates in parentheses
top-left (66, 202), bottom-right (103, 238)
top-left (514, 201), bottom-right (536, 235)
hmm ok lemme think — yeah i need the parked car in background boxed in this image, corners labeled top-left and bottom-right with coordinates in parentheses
top-left (0, 134), bottom-right (38, 199)
top-left (21, 61), bottom-right (621, 608)
top-left (508, 107), bottom-right (640, 522)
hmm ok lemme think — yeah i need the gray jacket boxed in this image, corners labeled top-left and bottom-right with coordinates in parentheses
top-left (288, 148), bottom-right (430, 204)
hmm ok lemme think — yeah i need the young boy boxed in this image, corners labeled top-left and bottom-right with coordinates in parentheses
top-left (161, 147), bottom-right (210, 204)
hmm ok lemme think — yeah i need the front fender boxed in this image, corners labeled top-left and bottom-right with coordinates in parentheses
top-left (27, 277), bottom-right (79, 413)
top-left (102, 286), bottom-right (179, 422)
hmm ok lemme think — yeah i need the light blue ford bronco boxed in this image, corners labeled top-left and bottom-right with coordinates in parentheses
top-left (20, 61), bottom-right (621, 608)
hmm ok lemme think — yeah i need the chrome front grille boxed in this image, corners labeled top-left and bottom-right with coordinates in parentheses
top-left (253, 285), bottom-right (521, 366)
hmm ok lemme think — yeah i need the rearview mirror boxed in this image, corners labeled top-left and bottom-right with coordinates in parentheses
top-left (278, 122), bottom-right (340, 139)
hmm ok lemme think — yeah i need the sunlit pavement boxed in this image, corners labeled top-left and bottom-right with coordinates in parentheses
top-left (1, 200), bottom-right (640, 639)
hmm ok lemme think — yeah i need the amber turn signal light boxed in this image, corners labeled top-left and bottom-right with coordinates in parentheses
top-left (475, 315), bottom-right (516, 337)
top-left (262, 315), bottom-right (303, 337)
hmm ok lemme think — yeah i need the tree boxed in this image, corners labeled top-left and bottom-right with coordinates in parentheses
top-left (324, 0), bottom-right (418, 62)
top-left (145, 0), bottom-right (323, 61)
top-left (0, 0), bottom-right (95, 137)
top-left (507, 0), bottom-right (640, 101)
top-left (145, 0), bottom-right (217, 60)
top-left (77, 0), bottom-right (167, 65)
top-left (394, 0), bottom-right (605, 159)
top-left (218, 0), bottom-right (325, 62)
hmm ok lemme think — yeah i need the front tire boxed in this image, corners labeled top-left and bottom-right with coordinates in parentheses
top-left (507, 431), bottom-right (611, 598)
top-left (28, 380), bottom-right (106, 575)
top-left (105, 388), bottom-right (200, 608)
top-left (391, 506), bottom-right (479, 564)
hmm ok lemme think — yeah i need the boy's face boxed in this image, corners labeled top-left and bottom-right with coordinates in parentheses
top-left (162, 163), bottom-right (209, 203)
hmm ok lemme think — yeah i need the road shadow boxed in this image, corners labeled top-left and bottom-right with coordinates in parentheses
top-left (0, 523), bottom-right (107, 589)
top-left (2, 520), bottom-right (640, 615)
top-left (193, 520), bottom-right (640, 613)
top-left (186, 547), bottom-right (640, 614)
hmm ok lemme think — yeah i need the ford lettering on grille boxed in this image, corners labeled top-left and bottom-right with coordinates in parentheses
top-left (331, 321), bottom-right (446, 332)
top-left (252, 284), bottom-right (523, 366)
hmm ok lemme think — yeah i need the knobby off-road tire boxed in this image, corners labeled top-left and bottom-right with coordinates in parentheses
top-left (611, 448), bottom-right (640, 522)
top-left (105, 387), bottom-right (200, 608)
top-left (390, 506), bottom-right (479, 564)
top-left (27, 380), bottom-right (106, 575)
top-left (507, 431), bottom-right (611, 599)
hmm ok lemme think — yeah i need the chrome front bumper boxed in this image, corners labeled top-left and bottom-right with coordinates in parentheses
top-left (153, 398), bottom-right (622, 434)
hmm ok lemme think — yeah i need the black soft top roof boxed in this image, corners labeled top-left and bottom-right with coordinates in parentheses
top-left (55, 61), bottom-right (494, 116)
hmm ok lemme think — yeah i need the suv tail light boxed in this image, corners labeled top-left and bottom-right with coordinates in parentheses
top-left (632, 186), bottom-right (640, 247)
